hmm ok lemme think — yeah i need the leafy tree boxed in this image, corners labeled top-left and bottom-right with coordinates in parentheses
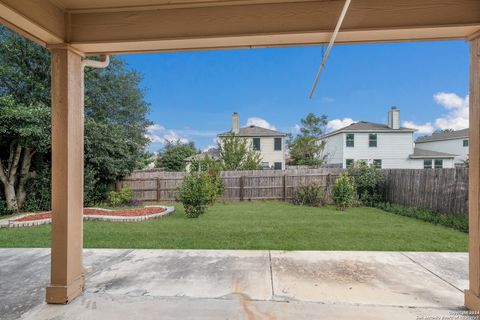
top-left (347, 161), bottom-right (384, 206)
top-left (218, 134), bottom-right (262, 170)
top-left (0, 25), bottom-right (151, 210)
top-left (0, 96), bottom-right (50, 210)
top-left (155, 140), bottom-right (196, 171)
top-left (287, 113), bottom-right (328, 166)
top-left (135, 150), bottom-right (155, 170)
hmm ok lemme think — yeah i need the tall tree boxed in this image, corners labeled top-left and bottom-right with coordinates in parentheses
top-left (288, 113), bottom-right (328, 166)
top-left (0, 97), bottom-right (50, 210)
top-left (155, 140), bottom-right (197, 171)
top-left (218, 134), bottom-right (262, 170)
top-left (0, 25), bottom-right (151, 210)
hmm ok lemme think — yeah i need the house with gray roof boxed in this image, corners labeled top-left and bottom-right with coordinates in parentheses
top-left (320, 107), bottom-right (456, 169)
top-left (218, 113), bottom-right (286, 170)
top-left (415, 129), bottom-right (469, 166)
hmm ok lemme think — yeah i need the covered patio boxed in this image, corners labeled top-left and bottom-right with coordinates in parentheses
top-left (0, 249), bottom-right (469, 319)
top-left (0, 0), bottom-right (479, 315)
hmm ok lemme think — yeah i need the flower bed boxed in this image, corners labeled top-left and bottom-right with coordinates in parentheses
top-left (14, 207), bottom-right (167, 222)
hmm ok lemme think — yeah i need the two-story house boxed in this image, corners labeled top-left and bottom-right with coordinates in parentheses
top-left (218, 113), bottom-right (286, 170)
top-left (415, 129), bottom-right (469, 166)
top-left (321, 107), bottom-right (456, 169)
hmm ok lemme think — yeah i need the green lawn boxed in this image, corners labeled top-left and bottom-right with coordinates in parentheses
top-left (0, 201), bottom-right (468, 251)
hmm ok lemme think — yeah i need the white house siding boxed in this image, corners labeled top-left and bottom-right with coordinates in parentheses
top-left (415, 139), bottom-right (469, 164)
top-left (341, 132), bottom-right (417, 169)
top-left (250, 137), bottom-right (285, 169)
top-left (219, 136), bottom-right (285, 169)
top-left (323, 134), bottom-right (343, 166)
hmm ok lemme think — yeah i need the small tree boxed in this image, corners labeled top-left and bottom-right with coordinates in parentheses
top-left (347, 161), bottom-right (384, 206)
top-left (219, 134), bottom-right (262, 170)
top-left (288, 113), bottom-right (328, 166)
top-left (332, 173), bottom-right (356, 211)
top-left (155, 140), bottom-right (196, 171)
top-left (177, 171), bottom-right (223, 218)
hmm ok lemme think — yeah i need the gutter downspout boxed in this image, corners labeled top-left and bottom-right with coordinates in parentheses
top-left (80, 54), bottom-right (110, 110)
top-left (309, 0), bottom-right (351, 98)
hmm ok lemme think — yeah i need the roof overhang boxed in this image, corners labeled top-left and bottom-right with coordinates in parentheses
top-left (321, 128), bottom-right (415, 139)
top-left (1, 0), bottom-right (479, 55)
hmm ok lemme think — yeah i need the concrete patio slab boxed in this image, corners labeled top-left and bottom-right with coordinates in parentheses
top-left (402, 252), bottom-right (468, 291)
top-left (0, 249), bottom-right (472, 320)
top-left (270, 251), bottom-right (464, 308)
top-left (84, 249), bottom-right (272, 300)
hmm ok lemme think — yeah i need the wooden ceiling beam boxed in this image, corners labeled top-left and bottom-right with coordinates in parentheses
top-left (0, 0), bottom-right (65, 46)
top-left (66, 0), bottom-right (480, 54)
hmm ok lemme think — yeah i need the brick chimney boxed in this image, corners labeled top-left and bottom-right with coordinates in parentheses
top-left (388, 106), bottom-right (400, 129)
top-left (232, 112), bottom-right (239, 134)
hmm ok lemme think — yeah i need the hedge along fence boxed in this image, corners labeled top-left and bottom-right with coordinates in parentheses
top-left (118, 167), bottom-right (469, 217)
top-left (117, 168), bottom-right (343, 202)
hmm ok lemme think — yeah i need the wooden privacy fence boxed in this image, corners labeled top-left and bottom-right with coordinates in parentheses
top-left (117, 168), bottom-right (343, 202)
top-left (383, 168), bottom-right (468, 217)
top-left (118, 167), bottom-right (469, 216)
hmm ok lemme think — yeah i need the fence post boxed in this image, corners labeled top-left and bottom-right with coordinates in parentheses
top-left (115, 181), bottom-right (121, 191)
top-left (157, 178), bottom-right (161, 202)
top-left (283, 174), bottom-right (287, 201)
top-left (239, 176), bottom-right (244, 201)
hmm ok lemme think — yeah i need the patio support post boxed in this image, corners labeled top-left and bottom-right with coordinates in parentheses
top-left (466, 35), bottom-right (480, 311)
top-left (46, 45), bottom-right (85, 304)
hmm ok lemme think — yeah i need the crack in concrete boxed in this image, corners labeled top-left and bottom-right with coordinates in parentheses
top-left (400, 252), bottom-right (463, 293)
top-left (268, 251), bottom-right (275, 300)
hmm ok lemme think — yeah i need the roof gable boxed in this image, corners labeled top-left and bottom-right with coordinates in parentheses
top-left (218, 125), bottom-right (286, 137)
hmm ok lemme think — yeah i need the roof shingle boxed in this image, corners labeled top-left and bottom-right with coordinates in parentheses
top-left (218, 125), bottom-right (286, 137)
top-left (415, 128), bottom-right (469, 143)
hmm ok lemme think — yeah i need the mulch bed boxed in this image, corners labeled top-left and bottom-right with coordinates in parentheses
top-left (14, 207), bottom-right (167, 222)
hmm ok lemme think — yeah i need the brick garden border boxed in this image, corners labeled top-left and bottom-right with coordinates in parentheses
top-left (0, 205), bottom-right (175, 228)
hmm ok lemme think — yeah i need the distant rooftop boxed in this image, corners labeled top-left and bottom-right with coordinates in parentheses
top-left (415, 129), bottom-right (469, 143)
top-left (322, 121), bottom-right (415, 138)
top-left (185, 148), bottom-right (220, 162)
top-left (409, 148), bottom-right (457, 159)
top-left (218, 125), bottom-right (286, 137)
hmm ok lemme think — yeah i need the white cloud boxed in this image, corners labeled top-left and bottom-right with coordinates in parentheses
top-left (326, 118), bottom-right (356, 132)
top-left (147, 124), bottom-right (165, 132)
top-left (245, 117), bottom-right (276, 130)
top-left (293, 124), bottom-right (301, 133)
top-left (434, 92), bottom-right (467, 110)
top-left (403, 92), bottom-right (469, 134)
top-left (402, 121), bottom-right (434, 135)
top-left (147, 129), bottom-right (189, 145)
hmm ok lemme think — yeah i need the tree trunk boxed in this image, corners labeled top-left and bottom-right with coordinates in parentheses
top-left (0, 142), bottom-right (23, 212)
top-left (3, 182), bottom-right (18, 211)
top-left (16, 149), bottom-right (34, 209)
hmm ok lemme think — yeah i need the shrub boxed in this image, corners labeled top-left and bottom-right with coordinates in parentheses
top-left (292, 184), bottom-right (325, 207)
top-left (347, 162), bottom-right (384, 206)
top-left (332, 173), bottom-right (356, 210)
top-left (375, 202), bottom-right (468, 233)
top-left (0, 198), bottom-right (15, 216)
top-left (177, 172), bottom-right (223, 218)
top-left (108, 187), bottom-right (134, 207)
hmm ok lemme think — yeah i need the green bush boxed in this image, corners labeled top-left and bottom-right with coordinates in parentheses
top-left (375, 202), bottom-right (468, 233)
top-left (0, 198), bottom-right (15, 216)
top-left (347, 162), bottom-right (384, 206)
top-left (332, 173), bottom-right (356, 211)
top-left (177, 172), bottom-right (223, 218)
top-left (108, 187), bottom-right (134, 207)
top-left (292, 184), bottom-right (325, 207)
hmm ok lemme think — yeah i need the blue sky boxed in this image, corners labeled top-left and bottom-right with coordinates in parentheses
top-left (122, 40), bottom-right (470, 152)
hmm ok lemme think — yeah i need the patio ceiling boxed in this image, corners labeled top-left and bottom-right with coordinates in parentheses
top-left (0, 0), bottom-right (479, 55)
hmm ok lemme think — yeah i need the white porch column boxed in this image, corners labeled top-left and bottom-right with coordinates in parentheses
top-left (45, 45), bottom-right (85, 304)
